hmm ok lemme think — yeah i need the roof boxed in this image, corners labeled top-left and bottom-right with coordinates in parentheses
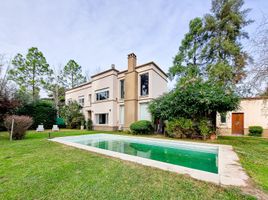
top-left (67, 61), bottom-right (167, 91)
top-left (136, 61), bottom-right (168, 77)
top-left (65, 81), bottom-right (92, 92)
top-left (242, 96), bottom-right (268, 100)
top-left (91, 68), bottom-right (119, 78)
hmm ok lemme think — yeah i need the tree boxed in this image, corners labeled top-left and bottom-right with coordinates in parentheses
top-left (62, 60), bottom-right (86, 88)
top-left (150, 0), bottom-right (250, 133)
top-left (249, 17), bottom-right (268, 94)
top-left (60, 101), bottom-right (84, 129)
top-left (44, 65), bottom-right (65, 117)
top-left (8, 47), bottom-right (51, 101)
top-left (169, 18), bottom-right (206, 85)
top-left (203, 0), bottom-right (252, 87)
top-left (170, 0), bottom-right (252, 88)
top-left (149, 81), bottom-right (239, 129)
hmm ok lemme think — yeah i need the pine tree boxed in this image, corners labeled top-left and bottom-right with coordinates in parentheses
top-left (169, 18), bottom-right (206, 85)
top-left (62, 60), bottom-right (86, 88)
top-left (203, 0), bottom-right (253, 86)
top-left (8, 47), bottom-right (51, 101)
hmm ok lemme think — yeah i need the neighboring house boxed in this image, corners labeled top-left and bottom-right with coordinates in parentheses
top-left (216, 97), bottom-right (268, 137)
top-left (65, 53), bottom-right (168, 131)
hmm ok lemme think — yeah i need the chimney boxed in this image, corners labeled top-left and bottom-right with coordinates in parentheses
top-left (111, 64), bottom-right (115, 69)
top-left (128, 53), bottom-right (137, 72)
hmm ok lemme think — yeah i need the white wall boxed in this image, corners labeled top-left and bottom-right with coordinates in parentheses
top-left (91, 70), bottom-right (118, 127)
top-left (217, 98), bottom-right (268, 135)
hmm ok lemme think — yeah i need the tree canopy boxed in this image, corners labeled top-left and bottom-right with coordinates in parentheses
top-left (169, 0), bottom-right (252, 88)
top-left (62, 60), bottom-right (86, 88)
top-left (149, 82), bottom-right (239, 122)
top-left (8, 47), bottom-right (51, 101)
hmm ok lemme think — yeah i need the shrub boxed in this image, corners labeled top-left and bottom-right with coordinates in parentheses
top-left (249, 126), bottom-right (263, 137)
top-left (86, 119), bottom-right (93, 130)
top-left (16, 100), bottom-right (57, 129)
top-left (60, 101), bottom-right (85, 129)
top-left (130, 120), bottom-right (153, 134)
top-left (198, 119), bottom-right (212, 140)
top-left (69, 115), bottom-right (85, 129)
top-left (166, 118), bottom-right (194, 138)
top-left (4, 115), bottom-right (33, 140)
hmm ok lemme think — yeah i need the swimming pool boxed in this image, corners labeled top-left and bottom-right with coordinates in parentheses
top-left (50, 134), bottom-right (248, 186)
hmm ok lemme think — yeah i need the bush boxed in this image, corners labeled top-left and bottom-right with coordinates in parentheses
top-left (130, 120), bottom-right (153, 134)
top-left (69, 115), bottom-right (85, 129)
top-left (16, 100), bottom-right (57, 129)
top-left (249, 126), bottom-right (263, 137)
top-left (4, 115), bottom-right (33, 140)
top-left (198, 119), bottom-right (212, 140)
top-left (166, 118), bottom-right (194, 138)
top-left (60, 101), bottom-right (85, 129)
top-left (86, 119), bottom-right (93, 130)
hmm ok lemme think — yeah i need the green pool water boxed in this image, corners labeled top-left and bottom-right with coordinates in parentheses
top-left (78, 139), bottom-right (218, 173)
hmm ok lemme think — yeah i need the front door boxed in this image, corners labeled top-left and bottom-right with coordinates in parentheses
top-left (232, 113), bottom-right (244, 135)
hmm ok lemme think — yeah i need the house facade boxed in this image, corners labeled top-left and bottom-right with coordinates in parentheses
top-left (216, 97), bottom-right (268, 137)
top-left (65, 53), bottom-right (168, 131)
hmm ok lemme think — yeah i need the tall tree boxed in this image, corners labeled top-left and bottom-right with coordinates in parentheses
top-left (44, 65), bottom-right (65, 117)
top-left (169, 17), bottom-right (206, 85)
top-left (203, 0), bottom-right (252, 87)
top-left (170, 0), bottom-right (252, 89)
top-left (62, 60), bottom-right (86, 88)
top-left (8, 47), bottom-right (51, 101)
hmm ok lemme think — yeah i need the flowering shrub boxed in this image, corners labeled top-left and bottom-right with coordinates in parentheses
top-left (4, 115), bottom-right (33, 140)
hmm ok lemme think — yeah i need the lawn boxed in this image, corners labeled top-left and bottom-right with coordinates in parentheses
top-left (0, 130), bottom-right (267, 200)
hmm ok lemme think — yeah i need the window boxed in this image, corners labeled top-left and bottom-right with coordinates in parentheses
top-left (96, 113), bottom-right (108, 124)
top-left (220, 113), bottom-right (226, 123)
top-left (67, 98), bottom-right (72, 104)
top-left (88, 94), bottom-right (92, 106)
top-left (119, 105), bottom-right (124, 124)
top-left (139, 103), bottom-right (151, 120)
top-left (120, 79), bottom-right (125, 99)
top-left (96, 90), bottom-right (109, 101)
top-left (78, 96), bottom-right (84, 106)
top-left (140, 73), bottom-right (149, 96)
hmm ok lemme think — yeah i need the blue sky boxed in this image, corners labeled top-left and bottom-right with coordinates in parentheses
top-left (0, 0), bottom-right (267, 85)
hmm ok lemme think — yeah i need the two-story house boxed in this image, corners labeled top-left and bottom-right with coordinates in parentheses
top-left (65, 53), bottom-right (168, 131)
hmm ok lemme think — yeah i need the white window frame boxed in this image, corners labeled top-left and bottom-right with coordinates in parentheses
top-left (95, 89), bottom-right (109, 101)
top-left (119, 105), bottom-right (124, 125)
top-left (78, 95), bottom-right (85, 107)
top-left (120, 79), bottom-right (125, 99)
top-left (140, 73), bottom-right (149, 96)
top-left (95, 113), bottom-right (109, 125)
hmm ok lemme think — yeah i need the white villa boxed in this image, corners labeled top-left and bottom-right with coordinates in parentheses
top-left (65, 53), bottom-right (168, 131)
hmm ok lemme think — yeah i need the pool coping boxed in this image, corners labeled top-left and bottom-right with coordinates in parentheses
top-left (49, 134), bottom-right (249, 187)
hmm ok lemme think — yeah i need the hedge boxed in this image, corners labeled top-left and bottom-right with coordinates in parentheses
top-left (130, 120), bottom-right (153, 134)
top-left (248, 126), bottom-right (263, 137)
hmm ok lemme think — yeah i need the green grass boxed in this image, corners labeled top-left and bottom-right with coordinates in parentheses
top-left (0, 130), bottom-right (265, 200)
